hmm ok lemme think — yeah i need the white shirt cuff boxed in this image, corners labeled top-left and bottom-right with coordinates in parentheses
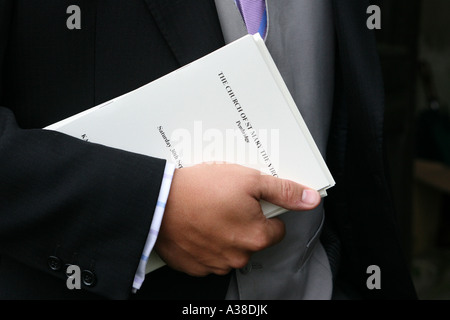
top-left (132, 162), bottom-right (176, 293)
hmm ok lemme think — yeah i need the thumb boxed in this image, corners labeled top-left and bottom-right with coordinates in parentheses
top-left (257, 175), bottom-right (321, 211)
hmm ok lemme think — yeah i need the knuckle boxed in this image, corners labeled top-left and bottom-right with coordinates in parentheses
top-left (280, 179), bottom-right (295, 203)
top-left (214, 268), bottom-right (232, 276)
top-left (186, 269), bottom-right (209, 277)
top-left (249, 227), bottom-right (271, 251)
top-left (230, 255), bottom-right (250, 269)
top-left (183, 263), bottom-right (213, 277)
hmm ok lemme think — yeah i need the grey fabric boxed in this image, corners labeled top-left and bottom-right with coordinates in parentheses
top-left (215, 0), bottom-right (336, 299)
top-left (214, 0), bottom-right (248, 43)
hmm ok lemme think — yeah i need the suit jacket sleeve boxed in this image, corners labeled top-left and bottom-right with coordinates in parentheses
top-left (0, 1), bottom-right (166, 299)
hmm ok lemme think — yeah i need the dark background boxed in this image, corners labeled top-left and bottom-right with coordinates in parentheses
top-left (373, 0), bottom-right (450, 299)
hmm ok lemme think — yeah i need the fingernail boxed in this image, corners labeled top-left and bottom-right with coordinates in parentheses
top-left (301, 189), bottom-right (319, 205)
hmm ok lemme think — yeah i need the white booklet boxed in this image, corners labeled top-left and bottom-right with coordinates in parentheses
top-left (45, 34), bottom-right (335, 272)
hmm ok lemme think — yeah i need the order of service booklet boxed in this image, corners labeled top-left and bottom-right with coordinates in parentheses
top-left (45, 34), bottom-right (335, 272)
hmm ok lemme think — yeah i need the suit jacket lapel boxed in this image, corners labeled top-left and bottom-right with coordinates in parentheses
top-left (144, 0), bottom-right (225, 66)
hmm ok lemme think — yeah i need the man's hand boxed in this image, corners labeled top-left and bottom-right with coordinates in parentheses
top-left (154, 163), bottom-right (321, 276)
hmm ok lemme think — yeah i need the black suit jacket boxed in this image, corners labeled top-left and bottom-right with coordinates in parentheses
top-left (0, 0), bottom-right (417, 299)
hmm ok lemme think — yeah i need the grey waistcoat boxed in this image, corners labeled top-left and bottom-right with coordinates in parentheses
top-left (214, 0), bottom-right (335, 299)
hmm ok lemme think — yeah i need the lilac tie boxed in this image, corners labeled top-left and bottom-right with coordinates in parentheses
top-left (236, 0), bottom-right (267, 37)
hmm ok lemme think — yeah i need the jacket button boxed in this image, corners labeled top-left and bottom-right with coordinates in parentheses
top-left (239, 263), bottom-right (252, 275)
top-left (82, 270), bottom-right (97, 287)
top-left (47, 256), bottom-right (63, 271)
